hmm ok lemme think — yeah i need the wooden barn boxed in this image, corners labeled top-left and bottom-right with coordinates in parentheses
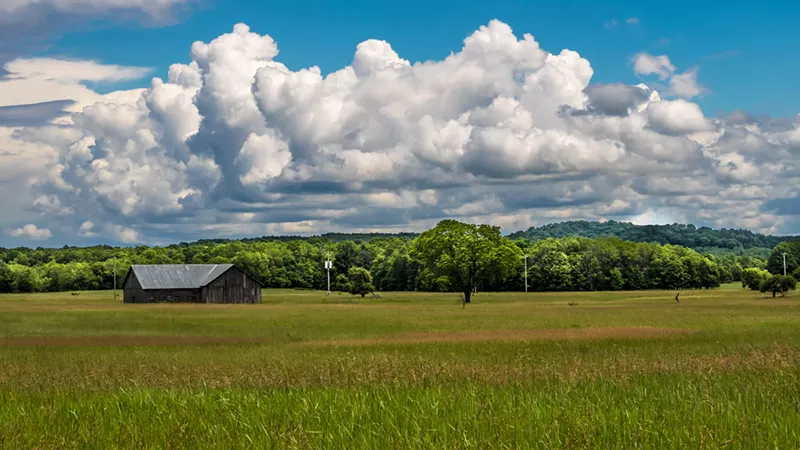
top-left (122, 264), bottom-right (262, 304)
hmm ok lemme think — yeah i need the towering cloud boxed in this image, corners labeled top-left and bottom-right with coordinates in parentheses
top-left (3, 20), bottom-right (799, 243)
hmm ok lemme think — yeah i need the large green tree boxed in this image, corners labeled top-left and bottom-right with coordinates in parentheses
top-left (410, 220), bottom-right (522, 303)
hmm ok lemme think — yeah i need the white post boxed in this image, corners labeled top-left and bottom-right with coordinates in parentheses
top-left (325, 255), bottom-right (332, 295)
top-left (524, 255), bottom-right (528, 293)
top-left (783, 252), bottom-right (787, 276)
top-left (113, 261), bottom-right (117, 302)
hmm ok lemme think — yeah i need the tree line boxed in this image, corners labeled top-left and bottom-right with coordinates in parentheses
top-left (0, 220), bottom-right (782, 295)
top-left (508, 220), bottom-right (798, 254)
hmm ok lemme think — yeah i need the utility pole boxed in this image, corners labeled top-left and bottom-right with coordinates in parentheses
top-left (112, 259), bottom-right (117, 302)
top-left (523, 254), bottom-right (529, 293)
top-left (783, 252), bottom-right (787, 276)
top-left (324, 253), bottom-right (332, 295)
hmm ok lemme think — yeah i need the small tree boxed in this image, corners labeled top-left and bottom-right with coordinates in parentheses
top-left (760, 275), bottom-right (797, 297)
top-left (742, 267), bottom-right (771, 290)
top-left (781, 275), bottom-right (798, 296)
top-left (347, 267), bottom-right (375, 298)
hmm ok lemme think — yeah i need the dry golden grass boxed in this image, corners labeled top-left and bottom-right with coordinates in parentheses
top-left (0, 335), bottom-right (265, 347)
top-left (295, 326), bottom-right (692, 347)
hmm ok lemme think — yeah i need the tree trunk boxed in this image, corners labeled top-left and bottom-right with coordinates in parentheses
top-left (464, 290), bottom-right (471, 304)
top-left (773, 291), bottom-right (776, 298)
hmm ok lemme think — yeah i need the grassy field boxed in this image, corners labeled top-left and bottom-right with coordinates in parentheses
top-left (1, 285), bottom-right (799, 448)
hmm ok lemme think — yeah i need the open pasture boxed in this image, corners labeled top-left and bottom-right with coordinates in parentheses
top-left (1, 285), bottom-right (800, 448)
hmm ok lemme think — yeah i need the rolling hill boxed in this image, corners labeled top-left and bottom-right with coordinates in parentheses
top-left (507, 220), bottom-right (798, 251)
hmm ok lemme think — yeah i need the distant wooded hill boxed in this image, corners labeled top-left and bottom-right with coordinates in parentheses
top-left (176, 221), bottom-right (795, 252)
top-left (180, 232), bottom-right (421, 246)
top-left (507, 221), bottom-right (798, 251)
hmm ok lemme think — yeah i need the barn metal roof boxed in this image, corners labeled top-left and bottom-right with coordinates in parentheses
top-left (129, 264), bottom-right (235, 289)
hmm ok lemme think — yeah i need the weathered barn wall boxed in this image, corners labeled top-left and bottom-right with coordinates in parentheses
top-left (201, 267), bottom-right (261, 304)
top-left (122, 271), bottom-right (145, 304)
top-left (143, 289), bottom-right (200, 303)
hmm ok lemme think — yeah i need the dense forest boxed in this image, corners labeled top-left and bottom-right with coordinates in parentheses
top-left (2, 219), bottom-right (792, 295)
top-left (508, 221), bottom-right (799, 255)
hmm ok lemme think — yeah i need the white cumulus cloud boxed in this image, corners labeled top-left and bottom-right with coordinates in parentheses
top-left (9, 224), bottom-right (52, 240)
top-left (669, 68), bottom-right (706, 99)
top-left (632, 53), bottom-right (675, 80)
top-left (107, 224), bottom-right (139, 243)
top-left (0, 20), bottom-right (798, 244)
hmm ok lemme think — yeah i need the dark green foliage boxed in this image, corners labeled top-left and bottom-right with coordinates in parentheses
top-left (508, 220), bottom-right (797, 251)
top-left (332, 274), bottom-right (350, 292)
top-left (0, 221), bottom-right (744, 294)
top-left (410, 220), bottom-right (522, 303)
top-left (0, 262), bottom-right (10, 293)
top-left (742, 268), bottom-right (772, 291)
top-left (759, 275), bottom-right (797, 297)
top-left (767, 242), bottom-right (800, 275)
top-left (347, 267), bottom-right (375, 297)
top-left (519, 237), bottom-right (722, 292)
top-left (780, 276), bottom-right (797, 295)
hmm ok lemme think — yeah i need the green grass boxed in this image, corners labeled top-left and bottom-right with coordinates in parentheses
top-left (1, 285), bottom-right (800, 448)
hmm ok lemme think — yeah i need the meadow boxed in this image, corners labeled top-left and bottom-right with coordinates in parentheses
top-left (1, 285), bottom-right (799, 448)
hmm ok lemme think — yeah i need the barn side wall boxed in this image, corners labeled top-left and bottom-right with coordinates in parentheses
top-left (125, 288), bottom-right (200, 304)
top-left (141, 289), bottom-right (201, 304)
top-left (123, 271), bottom-right (145, 304)
top-left (201, 267), bottom-right (262, 304)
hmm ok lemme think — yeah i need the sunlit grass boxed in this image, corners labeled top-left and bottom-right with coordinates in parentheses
top-left (0, 284), bottom-right (799, 448)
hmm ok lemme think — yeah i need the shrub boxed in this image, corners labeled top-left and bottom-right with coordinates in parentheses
top-left (347, 267), bottom-right (375, 298)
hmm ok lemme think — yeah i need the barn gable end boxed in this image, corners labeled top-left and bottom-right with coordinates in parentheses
top-left (122, 270), bottom-right (144, 303)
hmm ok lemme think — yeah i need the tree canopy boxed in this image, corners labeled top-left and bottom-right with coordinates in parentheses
top-left (760, 275), bottom-right (797, 298)
top-left (347, 267), bottom-right (375, 298)
top-left (767, 242), bottom-right (800, 276)
top-left (508, 220), bottom-right (797, 253)
top-left (742, 268), bottom-right (772, 291)
top-left (0, 220), bottom-right (779, 295)
top-left (410, 220), bottom-right (523, 303)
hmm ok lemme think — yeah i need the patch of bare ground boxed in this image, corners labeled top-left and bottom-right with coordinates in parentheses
top-left (295, 326), bottom-right (691, 347)
top-left (0, 335), bottom-right (264, 347)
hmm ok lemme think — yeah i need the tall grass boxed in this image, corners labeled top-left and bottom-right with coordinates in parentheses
top-left (0, 286), bottom-right (799, 448)
top-left (2, 372), bottom-right (799, 449)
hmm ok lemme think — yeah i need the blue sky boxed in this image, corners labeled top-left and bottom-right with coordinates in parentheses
top-left (1, 0), bottom-right (799, 246)
top-left (45, 0), bottom-right (800, 118)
